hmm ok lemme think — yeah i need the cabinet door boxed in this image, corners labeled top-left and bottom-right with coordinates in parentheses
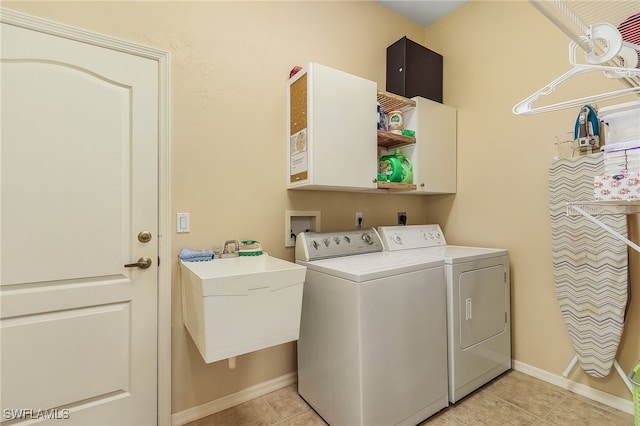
top-left (288, 63), bottom-right (377, 190)
top-left (412, 97), bottom-right (456, 193)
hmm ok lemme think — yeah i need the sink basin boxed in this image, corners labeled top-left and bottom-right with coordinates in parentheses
top-left (182, 254), bottom-right (306, 296)
top-left (180, 255), bottom-right (307, 363)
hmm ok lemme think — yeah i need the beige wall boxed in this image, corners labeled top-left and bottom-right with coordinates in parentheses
top-left (5, 0), bottom-right (638, 415)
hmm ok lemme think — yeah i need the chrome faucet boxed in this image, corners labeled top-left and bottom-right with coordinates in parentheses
top-left (222, 240), bottom-right (239, 255)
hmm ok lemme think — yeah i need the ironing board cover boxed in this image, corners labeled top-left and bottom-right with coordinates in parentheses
top-left (549, 153), bottom-right (629, 377)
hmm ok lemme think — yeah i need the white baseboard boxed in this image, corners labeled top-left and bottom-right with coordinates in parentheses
top-left (171, 372), bottom-right (297, 426)
top-left (513, 360), bottom-right (634, 415)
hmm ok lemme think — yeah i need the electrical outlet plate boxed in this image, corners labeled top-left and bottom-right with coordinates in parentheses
top-left (285, 210), bottom-right (321, 247)
top-left (397, 211), bottom-right (407, 225)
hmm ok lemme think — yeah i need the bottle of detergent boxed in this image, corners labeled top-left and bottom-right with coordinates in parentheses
top-left (379, 152), bottom-right (402, 182)
top-left (379, 149), bottom-right (412, 183)
top-left (395, 149), bottom-right (413, 184)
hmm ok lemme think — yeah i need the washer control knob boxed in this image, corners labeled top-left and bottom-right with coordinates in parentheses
top-left (393, 235), bottom-right (403, 245)
top-left (312, 240), bottom-right (319, 250)
top-left (323, 237), bottom-right (330, 247)
top-left (362, 233), bottom-right (373, 245)
top-left (344, 236), bottom-right (351, 243)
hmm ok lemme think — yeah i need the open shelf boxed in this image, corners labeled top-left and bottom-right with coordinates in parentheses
top-left (377, 130), bottom-right (416, 149)
top-left (377, 90), bottom-right (416, 151)
top-left (377, 90), bottom-right (416, 113)
top-left (377, 182), bottom-right (417, 191)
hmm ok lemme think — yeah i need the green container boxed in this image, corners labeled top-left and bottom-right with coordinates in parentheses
top-left (631, 361), bottom-right (640, 426)
top-left (394, 149), bottom-right (413, 184)
top-left (379, 154), bottom-right (403, 182)
top-left (379, 149), bottom-right (413, 184)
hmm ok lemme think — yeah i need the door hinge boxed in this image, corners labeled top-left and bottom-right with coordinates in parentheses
top-left (158, 256), bottom-right (160, 267)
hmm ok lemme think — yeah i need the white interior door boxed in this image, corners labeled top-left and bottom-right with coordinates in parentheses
top-left (1, 17), bottom-right (159, 425)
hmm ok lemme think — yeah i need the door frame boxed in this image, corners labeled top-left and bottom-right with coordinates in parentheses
top-left (0, 8), bottom-right (172, 425)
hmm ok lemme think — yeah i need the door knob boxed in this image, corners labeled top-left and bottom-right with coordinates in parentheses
top-left (124, 257), bottom-right (152, 269)
top-left (138, 231), bottom-right (152, 243)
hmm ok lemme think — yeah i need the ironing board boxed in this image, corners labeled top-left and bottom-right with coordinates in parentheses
top-left (548, 153), bottom-right (630, 383)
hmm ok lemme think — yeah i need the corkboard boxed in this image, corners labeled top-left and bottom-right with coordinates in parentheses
top-left (290, 73), bottom-right (308, 182)
top-left (290, 74), bottom-right (307, 135)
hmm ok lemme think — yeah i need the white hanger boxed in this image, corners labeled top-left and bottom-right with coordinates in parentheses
top-left (513, 24), bottom-right (640, 116)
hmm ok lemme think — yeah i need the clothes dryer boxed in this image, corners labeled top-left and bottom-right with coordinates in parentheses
top-left (295, 229), bottom-right (448, 426)
top-left (378, 225), bottom-right (511, 403)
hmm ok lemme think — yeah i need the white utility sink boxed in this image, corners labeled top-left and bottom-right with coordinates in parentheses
top-left (182, 255), bottom-right (306, 296)
top-left (180, 255), bottom-right (307, 364)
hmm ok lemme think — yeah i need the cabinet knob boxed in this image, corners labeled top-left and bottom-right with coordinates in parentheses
top-left (420, 183), bottom-right (425, 187)
top-left (373, 178), bottom-right (378, 183)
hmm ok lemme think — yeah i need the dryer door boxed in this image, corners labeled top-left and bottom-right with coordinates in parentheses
top-left (458, 265), bottom-right (508, 349)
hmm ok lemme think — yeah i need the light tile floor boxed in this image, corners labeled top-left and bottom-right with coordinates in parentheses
top-left (185, 370), bottom-right (634, 426)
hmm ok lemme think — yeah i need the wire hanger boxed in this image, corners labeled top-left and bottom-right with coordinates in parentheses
top-left (513, 23), bottom-right (640, 116)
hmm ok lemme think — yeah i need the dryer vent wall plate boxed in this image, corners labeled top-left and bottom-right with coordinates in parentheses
top-left (285, 210), bottom-right (321, 247)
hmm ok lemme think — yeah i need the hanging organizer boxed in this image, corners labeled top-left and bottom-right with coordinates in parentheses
top-left (528, 1), bottom-right (640, 393)
top-left (513, 1), bottom-right (640, 115)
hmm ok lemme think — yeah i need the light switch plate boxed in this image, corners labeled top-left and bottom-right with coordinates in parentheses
top-left (177, 212), bottom-right (190, 233)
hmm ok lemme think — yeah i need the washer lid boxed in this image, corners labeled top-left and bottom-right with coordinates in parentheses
top-left (408, 246), bottom-right (508, 264)
top-left (297, 251), bottom-right (443, 282)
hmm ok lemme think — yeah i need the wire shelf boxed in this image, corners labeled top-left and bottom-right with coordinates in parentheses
top-left (536, 0), bottom-right (640, 87)
top-left (566, 200), bottom-right (640, 216)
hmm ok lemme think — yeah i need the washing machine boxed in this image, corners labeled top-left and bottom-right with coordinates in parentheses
top-left (295, 228), bottom-right (448, 426)
top-left (378, 224), bottom-right (511, 403)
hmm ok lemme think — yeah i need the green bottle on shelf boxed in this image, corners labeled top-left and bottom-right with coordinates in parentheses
top-left (379, 149), bottom-right (412, 184)
top-left (379, 152), bottom-right (403, 182)
top-left (395, 148), bottom-right (413, 184)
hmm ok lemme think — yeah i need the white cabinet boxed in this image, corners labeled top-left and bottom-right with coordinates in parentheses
top-left (407, 97), bottom-right (456, 194)
top-left (287, 63), bottom-right (378, 190)
top-left (287, 63), bottom-right (456, 194)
